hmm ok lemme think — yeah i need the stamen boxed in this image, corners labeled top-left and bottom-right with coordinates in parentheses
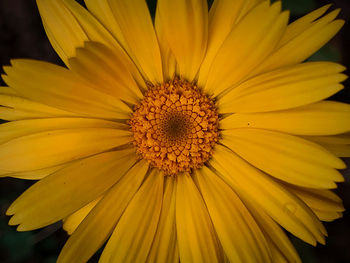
top-left (129, 78), bottom-right (219, 175)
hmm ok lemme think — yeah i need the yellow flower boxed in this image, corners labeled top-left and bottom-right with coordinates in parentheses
top-left (1, 0), bottom-right (349, 262)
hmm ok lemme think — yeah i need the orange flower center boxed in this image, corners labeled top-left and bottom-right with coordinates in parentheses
top-left (129, 79), bottom-right (219, 175)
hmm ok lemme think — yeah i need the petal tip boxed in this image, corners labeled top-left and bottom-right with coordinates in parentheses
top-left (16, 224), bottom-right (28, 232)
top-left (6, 205), bottom-right (16, 216)
top-left (8, 214), bottom-right (20, 226)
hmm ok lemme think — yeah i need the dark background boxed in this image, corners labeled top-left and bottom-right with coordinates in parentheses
top-left (0, 0), bottom-right (349, 262)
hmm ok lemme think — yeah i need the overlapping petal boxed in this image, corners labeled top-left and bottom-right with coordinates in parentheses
top-left (198, 0), bottom-right (263, 86)
top-left (221, 101), bottom-right (350, 136)
top-left (304, 133), bottom-right (350, 157)
top-left (3, 60), bottom-right (131, 119)
top-left (194, 167), bottom-right (271, 262)
top-left (0, 92), bottom-right (77, 121)
top-left (176, 173), bottom-right (223, 263)
top-left (7, 149), bottom-right (137, 231)
top-left (218, 62), bottom-right (346, 113)
top-left (69, 42), bottom-right (144, 104)
top-left (156, 0), bottom-right (208, 81)
top-left (63, 197), bottom-right (102, 235)
top-left (210, 145), bottom-right (326, 246)
top-left (85, 0), bottom-right (163, 83)
top-left (100, 169), bottom-right (164, 263)
top-left (58, 160), bottom-right (149, 263)
top-left (203, 1), bottom-right (289, 97)
top-left (241, 198), bottom-right (301, 263)
top-left (221, 128), bottom-right (345, 188)
top-left (0, 128), bottom-right (131, 172)
top-left (37, 0), bottom-right (146, 87)
top-left (254, 8), bottom-right (344, 75)
top-left (146, 177), bottom-right (178, 263)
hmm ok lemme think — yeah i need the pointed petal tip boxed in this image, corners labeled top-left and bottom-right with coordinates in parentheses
top-left (16, 224), bottom-right (27, 232)
top-left (6, 205), bottom-right (16, 216)
top-left (8, 214), bottom-right (20, 226)
top-left (335, 19), bottom-right (345, 28)
top-left (9, 59), bottom-right (33, 69)
top-left (1, 74), bottom-right (8, 84)
top-left (336, 158), bottom-right (347, 170)
top-left (338, 205), bottom-right (345, 212)
top-left (9, 59), bottom-right (19, 67)
top-left (316, 4), bottom-right (333, 15)
top-left (339, 64), bottom-right (347, 72)
top-left (324, 3), bottom-right (333, 9)
top-left (318, 221), bottom-right (327, 236)
top-left (2, 65), bottom-right (11, 74)
top-left (309, 238), bottom-right (317, 247)
top-left (335, 175), bottom-right (345, 183)
top-left (16, 223), bottom-right (37, 232)
top-left (318, 236), bottom-right (326, 245)
top-left (332, 8), bottom-right (342, 16)
top-left (339, 74), bottom-right (348, 83)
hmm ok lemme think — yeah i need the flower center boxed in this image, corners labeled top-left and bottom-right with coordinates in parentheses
top-left (129, 78), bottom-right (219, 175)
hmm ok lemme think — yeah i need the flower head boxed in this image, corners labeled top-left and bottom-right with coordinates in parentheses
top-left (1, 0), bottom-right (349, 262)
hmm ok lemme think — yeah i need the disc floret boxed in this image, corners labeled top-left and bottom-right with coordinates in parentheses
top-left (130, 79), bottom-right (219, 175)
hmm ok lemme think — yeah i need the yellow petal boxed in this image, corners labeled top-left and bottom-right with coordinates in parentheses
top-left (279, 4), bottom-right (331, 47)
top-left (95, 0), bottom-right (163, 83)
top-left (198, 0), bottom-right (263, 86)
top-left (0, 118), bottom-right (126, 145)
top-left (36, 0), bottom-right (88, 65)
top-left (100, 169), bottom-right (164, 263)
top-left (210, 145), bottom-right (326, 245)
top-left (154, 6), bottom-right (177, 80)
top-left (157, 0), bottom-right (208, 81)
top-left (254, 9), bottom-right (343, 74)
top-left (37, 0), bottom-right (131, 69)
top-left (313, 144), bottom-right (350, 157)
top-left (0, 107), bottom-right (65, 121)
top-left (312, 209), bottom-right (342, 222)
top-left (284, 186), bottom-right (344, 213)
top-left (268, 239), bottom-right (290, 263)
top-left (1, 164), bottom-right (67, 180)
top-left (83, 0), bottom-right (128, 53)
top-left (0, 94), bottom-right (77, 121)
top-left (241, 198), bottom-right (301, 263)
top-left (204, 1), bottom-right (288, 97)
top-left (303, 134), bottom-right (350, 157)
top-left (222, 128), bottom-right (344, 188)
top-left (221, 101), bottom-right (350, 136)
top-left (39, 0), bottom-right (147, 90)
top-left (58, 160), bottom-right (149, 263)
top-left (7, 149), bottom-right (137, 231)
top-left (63, 197), bottom-right (102, 235)
top-left (3, 59), bottom-right (131, 119)
top-left (0, 86), bottom-right (17, 95)
top-left (0, 128), bottom-right (131, 172)
top-left (218, 62), bottom-right (346, 113)
top-left (82, 0), bottom-right (147, 85)
top-left (194, 167), bottom-right (271, 263)
top-left (176, 173), bottom-right (223, 263)
top-left (146, 177), bottom-right (178, 263)
top-left (304, 133), bottom-right (350, 145)
top-left (68, 42), bottom-right (143, 104)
